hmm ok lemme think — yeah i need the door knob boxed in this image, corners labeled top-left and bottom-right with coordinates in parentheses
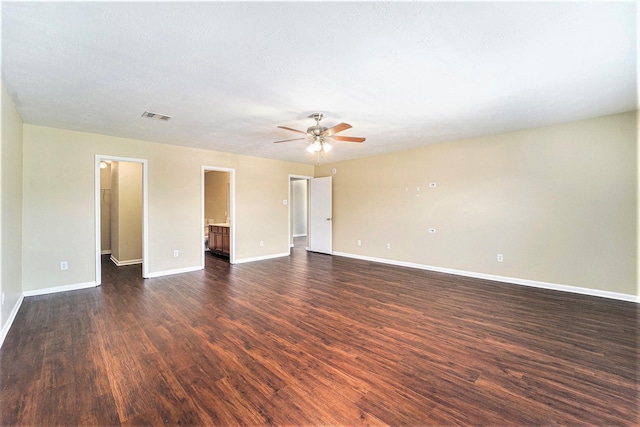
top-left (326, 218), bottom-right (332, 221)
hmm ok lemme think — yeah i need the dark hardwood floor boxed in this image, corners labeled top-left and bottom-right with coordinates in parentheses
top-left (1, 240), bottom-right (638, 425)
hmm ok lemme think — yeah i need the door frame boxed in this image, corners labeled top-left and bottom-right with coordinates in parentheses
top-left (95, 155), bottom-right (149, 284)
top-left (289, 174), bottom-right (313, 250)
top-left (202, 166), bottom-right (236, 265)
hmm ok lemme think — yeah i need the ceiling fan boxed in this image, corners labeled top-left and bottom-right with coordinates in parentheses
top-left (274, 113), bottom-right (365, 158)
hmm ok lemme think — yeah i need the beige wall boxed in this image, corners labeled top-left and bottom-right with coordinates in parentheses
top-left (21, 124), bottom-right (313, 291)
top-left (1, 82), bottom-right (24, 330)
top-left (204, 171), bottom-right (230, 225)
top-left (110, 162), bottom-right (142, 264)
top-left (234, 155), bottom-right (308, 258)
top-left (316, 111), bottom-right (638, 297)
top-left (10, 103), bottom-right (639, 298)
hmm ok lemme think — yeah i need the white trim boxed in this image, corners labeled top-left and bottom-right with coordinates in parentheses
top-left (145, 266), bottom-right (203, 279)
top-left (100, 250), bottom-right (112, 255)
top-left (332, 251), bottom-right (639, 303)
top-left (110, 256), bottom-right (143, 266)
top-left (201, 166), bottom-right (236, 267)
top-left (234, 252), bottom-right (290, 264)
top-left (0, 294), bottom-right (24, 348)
top-left (95, 155), bottom-right (149, 284)
top-left (293, 234), bottom-right (307, 237)
top-left (23, 281), bottom-right (99, 297)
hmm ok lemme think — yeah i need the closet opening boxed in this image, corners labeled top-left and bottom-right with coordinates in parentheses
top-left (95, 156), bottom-right (148, 284)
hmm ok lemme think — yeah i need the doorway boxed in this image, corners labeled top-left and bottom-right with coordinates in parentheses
top-left (202, 166), bottom-right (235, 265)
top-left (289, 174), bottom-right (312, 249)
top-left (95, 156), bottom-right (148, 284)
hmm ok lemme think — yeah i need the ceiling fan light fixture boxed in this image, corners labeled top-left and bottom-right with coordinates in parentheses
top-left (307, 137), bottom-right (324, 153)
top-left (306, 138), bottom-right (332, 156)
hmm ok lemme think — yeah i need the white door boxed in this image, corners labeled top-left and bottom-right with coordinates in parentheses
top-left (308, 176), bottom-right (332, 254)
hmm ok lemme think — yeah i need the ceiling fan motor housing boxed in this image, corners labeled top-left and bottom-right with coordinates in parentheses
top-left (307, 126), bottom-right (328, 137)
top-left (307, 113), bottom-right (326, 137)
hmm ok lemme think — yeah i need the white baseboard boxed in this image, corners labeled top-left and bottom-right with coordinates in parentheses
top-left (233, 252), bottom-right (290, 264)
top-left (101, 250), bottom-right (112, 255)
top-left (23, 281), bottom-right (99, 297)
top-left (110, 255), bottom-right (142, 266)
top-left (293, 234), bottom-right (307, 237)
top-left (145, 265), bottom-right (203, 279)
top-left (0, 293), bottom-right (24, 348)
top-left (332, 251), bottom-right (639, 303)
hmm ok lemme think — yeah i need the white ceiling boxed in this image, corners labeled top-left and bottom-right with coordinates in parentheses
top-left (1, 2), bottom-right (637, 164)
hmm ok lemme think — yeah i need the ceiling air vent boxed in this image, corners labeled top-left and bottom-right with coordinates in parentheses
top-left (141, 111), bottom-right (172, 121)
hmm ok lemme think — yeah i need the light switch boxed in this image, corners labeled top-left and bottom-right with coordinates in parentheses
top-left (283, 200), bottom-right (288, 205)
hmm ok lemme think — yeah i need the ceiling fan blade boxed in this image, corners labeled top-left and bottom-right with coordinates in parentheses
top-left (277, 126), bottom-right (307, 135)
top-left (323, 122), bottom-right (352, 136)
top-left (333, 135), bottom-right (366, 143)
top-left (273, 137), bottom-right (306, 143)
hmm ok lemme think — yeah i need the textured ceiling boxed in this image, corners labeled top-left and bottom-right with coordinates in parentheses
top-left (1, 2), bottom-right (637, 164)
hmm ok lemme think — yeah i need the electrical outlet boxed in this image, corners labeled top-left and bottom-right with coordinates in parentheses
top-left (357, 239), bottom-right (361, 246)
top-left (260, 241), bottom-right (264, 247)
top-left (386, 243), bottom-right (391, 249)
top-left (60, 261), bottom-right (68, 271)
top-left (173, 250), bottom-right (179, 257)
top-left (497, 254), bottom-right (504, 262)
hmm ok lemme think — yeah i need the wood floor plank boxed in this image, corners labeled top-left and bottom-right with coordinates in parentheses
top-left (1, 240), bottom-right (638, 425)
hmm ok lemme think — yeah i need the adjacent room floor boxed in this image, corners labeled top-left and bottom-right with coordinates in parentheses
top-left (1, 242), bottom-right (638, 425)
